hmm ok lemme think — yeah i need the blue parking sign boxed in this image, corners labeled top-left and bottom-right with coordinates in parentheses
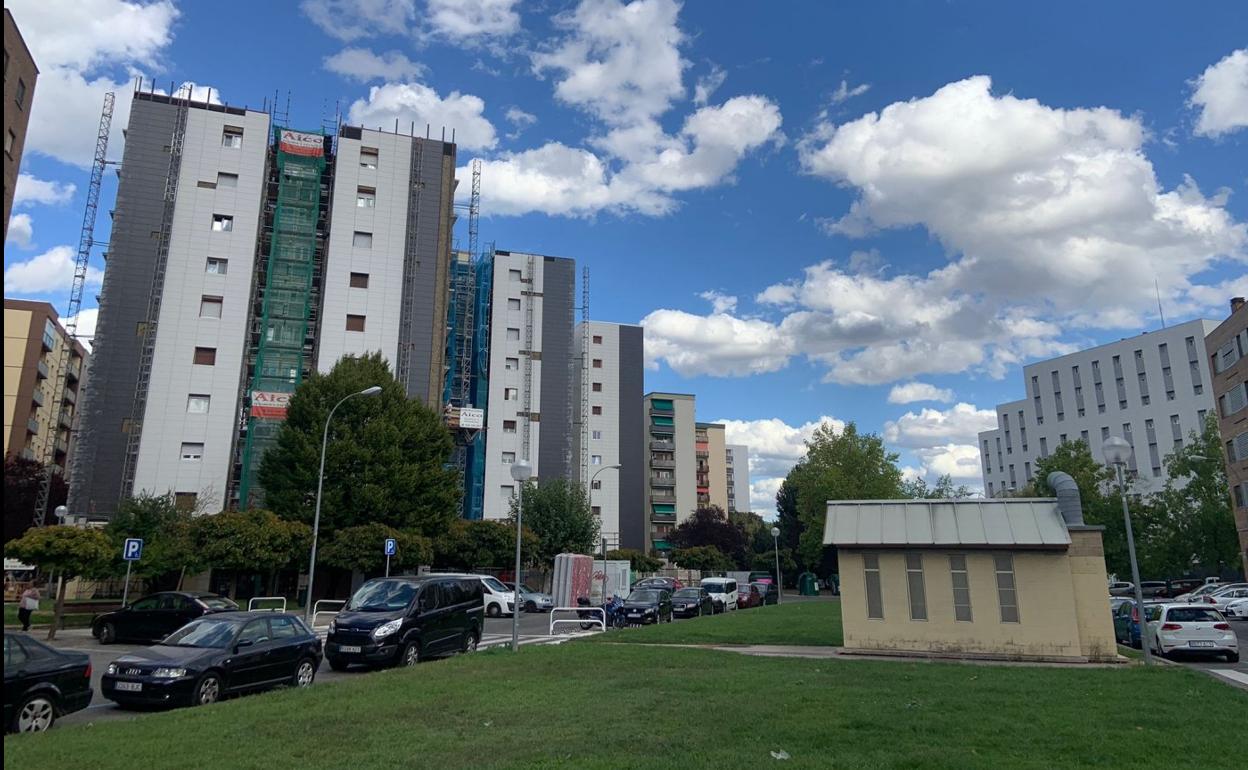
top-left (123, 538), bottom-right (144, 561)
top-left (384, 538), bottom-right (397, 556)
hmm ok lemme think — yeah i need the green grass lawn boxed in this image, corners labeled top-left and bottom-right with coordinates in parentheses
top-left (4, 642), bottom-right (1244, 769)
top-left (587, 598), bottom-right (844, 646)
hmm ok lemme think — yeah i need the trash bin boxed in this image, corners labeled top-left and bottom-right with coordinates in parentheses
top-left (798, 572), bottom-right (818, 596)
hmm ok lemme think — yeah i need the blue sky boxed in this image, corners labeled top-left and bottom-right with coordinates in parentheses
top-left (5, 0), bottom-right (1247, 513)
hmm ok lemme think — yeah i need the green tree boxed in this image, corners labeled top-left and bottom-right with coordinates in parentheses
top-left (671, 545), bottom-right (734, 572)
top-left (668, 506), bottom-right (748, 567)
top-left (258, 352), bottom-right (461, 539)
top-left (785, 423), bottom-right (905, 568)
top-left (1031, 439), bottom-right (1131, 576)
top-left (752, 548), bottom-right (798, 581)
top-left (508, 479), bottom-right (599, 566)
top-left (902, 474), bottom-right (974, 499)
top-left (433, 519), bottom-right (538, 570)
top-left (3, 457), bottom-right (68, 545)
top-left (774, 475), bottom-right (804, 564)
top-left (605, 548), bottom-right (662, 573)
top-left (5, 525), bottom-right (114, 640)
top-left (191, 510), bottom-right (311, 597)
top-left (106, 494), bottom-right (202, 588)
top-left (320, 523), bottom-right (432, 574)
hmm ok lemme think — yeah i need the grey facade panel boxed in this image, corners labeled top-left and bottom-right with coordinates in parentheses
top-left (538, 257), bottom-right (575, 482)
top-left (617, 324), bottom-right (645, 550)
top-left (69, 97), bottom-right (178, 517)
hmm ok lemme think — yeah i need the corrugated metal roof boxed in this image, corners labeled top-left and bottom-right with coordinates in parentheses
top-left (822, 498), bottom-right (1071, 548)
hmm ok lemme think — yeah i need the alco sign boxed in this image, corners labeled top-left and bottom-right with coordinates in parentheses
top-left (278, 130), bottom-right (324, 157)
top-left (251, 391), bottom-right (292, 419)
top-left (458, 408), bottom-right (484, 430)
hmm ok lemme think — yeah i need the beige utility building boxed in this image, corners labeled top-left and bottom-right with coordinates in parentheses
top-left (825, 473), bottom-right (1117, 662)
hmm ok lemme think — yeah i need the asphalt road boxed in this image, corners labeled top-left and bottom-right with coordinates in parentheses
top-left (1167, 617), bottom-right (1248, 690)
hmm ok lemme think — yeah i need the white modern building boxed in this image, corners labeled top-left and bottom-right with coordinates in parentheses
top-left (979, 319), bottom-right (1220, 496)
top-left (726, 443), bottom-right (750, 513)
top-left (480, 250), bottom-right (576, 519)
top-left (573, 321), bottom-right (645, 551)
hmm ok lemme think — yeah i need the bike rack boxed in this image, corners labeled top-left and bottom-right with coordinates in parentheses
top-left (550, 606), bottom-right (604, 634)
top-left (247, 596), bottom-right (287, 612)
top-left (311, 599), bottom-right (346, 628)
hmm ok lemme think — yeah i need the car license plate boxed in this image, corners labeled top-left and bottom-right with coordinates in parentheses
top-left (339, 645), bottom-right (362, 653)
top-left (115, 682), bottom-right (142, 692)
top-left (628, 612), bottom-right (641, 617)
top-left (1189, 641), bottom-right (1215, 648)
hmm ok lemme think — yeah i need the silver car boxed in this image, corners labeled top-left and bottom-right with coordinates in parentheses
top-left (505, 583), bottom-right (554, 613)
top-left (1223, 597), bottom-right (1248, 620)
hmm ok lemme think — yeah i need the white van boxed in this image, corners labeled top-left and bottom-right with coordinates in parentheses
top-left (700, 577), bottom-right (738, 613)
top-left (479, 575), bottom-right (516, 617)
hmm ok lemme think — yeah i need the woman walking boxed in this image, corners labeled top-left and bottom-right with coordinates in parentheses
top-left (18, 585), bottom-right (41, 631)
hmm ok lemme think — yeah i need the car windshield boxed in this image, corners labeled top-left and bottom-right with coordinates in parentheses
top-left (163, 618), bottom-right (239, 648)
top-left (196, 596), bottom-right (238, 610)
top-left (702, 582), bottom-right (727, 593)
top-left (673, 589), bottom-right (701, 598)
top-left (484, 577), bottom-right (508, 593)
top-left (346, 580), bottom-right (417, 612)
top-left (1166, 608), bottom-right (1223, 622)
top-left (627, 590), bottom-right (661, 603)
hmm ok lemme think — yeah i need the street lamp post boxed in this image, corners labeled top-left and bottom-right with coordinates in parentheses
top-left (304, 386), bottom-right (382, 622)
top-left (771, 526), bottom-right (782, 605)
top-left (1103, 436), bottom-right (1151, 666)
top-left (510, 460), bottom-right (533, 652)
top-left (591, 464), bottom-right (622, 602)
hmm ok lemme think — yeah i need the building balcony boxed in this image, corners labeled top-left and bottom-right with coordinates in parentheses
top-left (650, 474), bottom-right (675, 485)
top-left (650, 511), bottom-right (676, 523)
top-left (20, 447), bottom-right (36, 461)
top-left (55, 437), bottom-right (69, 457)
top-left (32, 389), bottom-right (45, 408)
top-left (36, 359), bottom-right (49, 380)
top-left (59, 410), bottom-right (73, 429)
top-left (650, 440), bottom-right (675, 451)
top-left (650, 458), bottom-right (675, 469)
top-left (649, 423), bottom-right (675, 435)
top-left (650, 492), bottom-right (677, 503)
top-left (62, 387), bottom-right (76, 405)
top-left (66, 360), bottom-right (82, 382)
top-left (27, 418), bottom-right (40, 435)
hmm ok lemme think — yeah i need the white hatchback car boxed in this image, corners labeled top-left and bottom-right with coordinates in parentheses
top-left (1145, 604), bottom-right (1239, 662)
top-left (1223, 597), bottom-right (1248, 620)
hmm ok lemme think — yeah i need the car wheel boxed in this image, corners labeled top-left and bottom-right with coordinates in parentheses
top-left (462, 632), bottom-right (479, 654)
top-left (400, 641), bottom-right (420, 668)
top-left (328, 657), bottom-right (349, 672)
top-left (486, 602), bottom-right (501, 618)
top-left (1227, 650), bottom-right (1240, 663)
top-left (14, 694), bottom-right (56, 733)
top-left (192, 673), bottom-right (221, 707)
top-left (524, 600), bottom-right (537, 613)
top-left (98, 622), bottom-right (117, 645)
top-left (292, 658), bottom-right (317, 688)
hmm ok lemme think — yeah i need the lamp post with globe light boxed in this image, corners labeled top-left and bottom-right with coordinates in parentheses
top-left (1102, 436), bottom-right (1151, 665)
top-left (510, 460), bottom-right (533, 652)
top-left (771, 526), bottom-right (782, 605)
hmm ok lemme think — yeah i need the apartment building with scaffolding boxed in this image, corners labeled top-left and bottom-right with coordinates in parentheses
top-left (644, 392), bottom-right (696, 555)
top-left (726, 443), bottom-right (750, 513)
top-left (573, 321), bottom-right (645, 551)
top-left (70, 84), bottom-right (458, 517)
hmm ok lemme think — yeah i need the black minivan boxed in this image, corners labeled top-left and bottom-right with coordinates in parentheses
top-left (325, 574), bottom-right (484, 671)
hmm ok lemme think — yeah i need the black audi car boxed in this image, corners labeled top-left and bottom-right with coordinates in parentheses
top-left (92, 591), bottom-right (239, 644)
top-left (671, 587), bottom-right (714, 618)
top-left (101, 612), bottom-right (321, 708)
top-left (4, 634), bottom-right (92, 733)
top-left (621, 589), bottom-right (673, 625)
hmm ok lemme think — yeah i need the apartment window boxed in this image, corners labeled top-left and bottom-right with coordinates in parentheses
top-left (591, 455), bottom-right (602, 465)
top-left (1145, 419), bottom-right (1160, 475)
top-left (356, 186), bottom-right (376, 207)
top-left (1102, 426), bottom-right (1110, 442)
top-left (503, 420), bottom-right (517, 433)
top-left (994, 554), bottom-right (1020, 623)
top-left (593, 335), bottom-right (603, 344)
top-left (904, 553), bottom-right (927, 621)
top-left (592, 430), bottom-right (602, 440)
top-left (5, 129), bottom-right (15, 155)
top-left (1220, 383), bottom-right (1248, 418)
top-left (500, 485), bottom-right (514, 498)
top-left (949, 555), bottom-right (973, 622)
top-left (592, 359), bottom-right (603, 368)
top-left (206, 257), bottom-right (228, 274)
top-left (592, 382), bottom-right (603, 392)
top-left (352, 231), bottom-right (373, 248)
top-left (1024, 461), bottom-right (1033, 481)
top-left (592, 480), bottom-right (602, 490)
top-left (180, 442), bottom-right (205, 461)
top-left (199, 295), bottom-right (223, 319)
top-left (504, 388), bottom-right (518, 401)
top-left (211, 214), bottom-right (234, 232)
top-left (863, 554), bottom-right (884, 619)
top-left (221, 126), bottom-right (243, 148)
top-left (591, 506), bottom-right (602, 518)
top-left (349, 272), bottom-right (369, 289)
top-left (1170, 414), bottom-right (1183, 449)
top-left (346, 314), bottom-right (366, 332)
top-left (193, 347), bottom-right (217, 366)
top-left (217, 172), bottom-right (238, 188)
top-left (15, 78), bottom-right (26, 109)
top-left (186, 394), bottom-right (211, 414)
top-left (506, 269), bottom-right (522, 282)
top-left (502, 452), bottom-right (516, 464)
top-left (508, 298), bottom-right (522, 311)
top-left (359, 147), bottom-right (378, 169)
top-left (505, 357), bottom-right (519, 371)
top-left (1039, 437), bottom-right (1048, 457)
top-left (173, 492), bottom-right (198, 512)
top-left (592, 406), bottom-right (603, 415)
top-left (506, 328), bottom-right (521, 341)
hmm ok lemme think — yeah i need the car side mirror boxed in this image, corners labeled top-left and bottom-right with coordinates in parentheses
top-left (234, 639), bottom-right (254, 652)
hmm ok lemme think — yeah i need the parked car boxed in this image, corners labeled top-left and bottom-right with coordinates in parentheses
top-left (102, 612), bottom-right (321, 708)
top-left (700, 578), bottom-right (739, 613)
top-left (1108, 581), bottom-right (1135, 597)
top-left (479, 575), bottom-right (516, 618)
top-left (747, 571), bottom-right (775, 584)
top-left (753, 581), bottom-right (780, 606)
top-left (504, 582), bottom-right (553, 613)
top-left (1112, 600), bottom-right (1161, 648)
top-left (737, 583), bottom-right (763, 609)
top-left (633, 577), bottom-right (682, 592)
top-left (1139, 581), bottom-right (1169, 598)
top-left (92, 591), bottom-right (238, 644)
top-left (671, 588), bottom-right (714, 618)
top-left (4, 634), bottom-right (91, 733)
top-left (1207, 586), bottom-right (1248, 612)
top-left (1144, 604), bottom-right (1239, 662)
top-left (1108, 596), bottom-right (1132, 615)
top-left (621, 589), bottom-right (673, 625)
top-left (1223, 597), bottom-right (1248, 620)
top-left (325, 575), bottom-right (484, 671)
top-left (1173, 582), bottom-right (1244, 604)
top-left (1164, 578), bottom-right (1205, 597)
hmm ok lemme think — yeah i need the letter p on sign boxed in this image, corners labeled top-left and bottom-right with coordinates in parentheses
top-left (123, 538), bottom-right (144, 561)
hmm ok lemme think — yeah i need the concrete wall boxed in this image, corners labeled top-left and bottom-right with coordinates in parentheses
top-left (705, 423), bottom-right (728, 511)
top-left (726, 443), bottom-right (750, 513)
top-left (839, 546), bottom-right (1116, 662)
top-left (1205, 300), bottom-right (1248, 576)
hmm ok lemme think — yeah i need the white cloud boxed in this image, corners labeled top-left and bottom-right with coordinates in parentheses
top-left (3, 246), bottom-right (103, 294)
top-left (63, 308), bottom-right (99, 352)
top-left (14, 175), bottom-right (76, 207)
top-left (1189, 48), bottom-right (1248, 138)
top-left (6, 214), bottom-right (34, 248)
top-left (749, 477), bottom-right (784, 517)
top-left (300, 0), bottom-right (415, 42)
top-left (693, 65), bottom-right (726, 106)
top-left (505, 107), bottom-right (537, 129)
top-left (698, 290), bottom-right (737, 314)
top-left (5, 0), bottom-right (176, 71)
top-left (470, 143), bottom-right (651, 217)
top-left (427, 0), bottom-right (520, 38)
top-left (887, 382), bottom-right (954, 404)
top-left (165, 82), bottom-right (222, 105)
top-left (830, 79), bottom-right (870, 105)
top-left (715, 415), bottom-right (847, 514)
top-left (641, 308), bottom-right (792, 377)
top-left (25, 68), bottom-right (132, 168)
top-left (347, 82), bottom-right (498, 152)
top-left (883, 403), bottom-right (998, 449)
top-left (324, 48), bottom-right (427, 83)
top-left (912, 443), bottom-right (983, 481)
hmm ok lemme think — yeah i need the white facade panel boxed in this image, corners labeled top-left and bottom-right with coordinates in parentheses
top-left (133, 107), bottom-right (271, 511)
top-left (726, 443), bottom-right (750, 512)
top-left (578, 321), bottom-right (624, 546)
